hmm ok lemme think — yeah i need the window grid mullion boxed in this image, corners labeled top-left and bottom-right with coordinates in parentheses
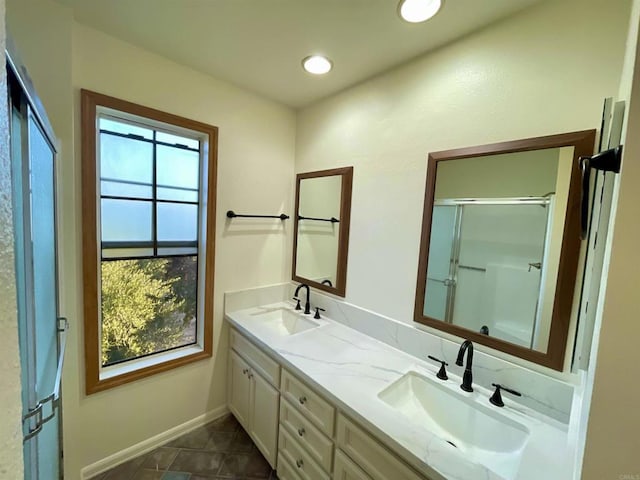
top-left (152, 130), bottom-right (158, 257)
top-left (100, 195), bottom-right (198, 206)
top-left (99, 128), bottom-right (201, 153)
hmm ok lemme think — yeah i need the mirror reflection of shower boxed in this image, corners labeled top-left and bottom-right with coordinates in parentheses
top-left (424, 196), bottom-right (554, 350)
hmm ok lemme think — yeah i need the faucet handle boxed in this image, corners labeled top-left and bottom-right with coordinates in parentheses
top-left (292, 297), bottom-right (301, 310)
top-left (313, 307), bottom-right (325, 319)
top-left (427, 355), bottom-right (449, 381)
top-left (489, 383), bottom-right (522, 407)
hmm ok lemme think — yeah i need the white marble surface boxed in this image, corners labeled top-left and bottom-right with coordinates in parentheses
top-left (300, 288), bottom-right (576, 424)
top-left (225, 300), bottom-right (576, 480)
top-left (225, 282), bottom-right (575, 422)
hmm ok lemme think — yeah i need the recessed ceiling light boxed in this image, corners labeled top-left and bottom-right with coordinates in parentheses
top-left (302, 55), bottom-right (333, 75)
top-left (398, 0), bottom-right (442, 23)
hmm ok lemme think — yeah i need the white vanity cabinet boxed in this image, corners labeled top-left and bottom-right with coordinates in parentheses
top-left (228, 330), bottom-right (280, 468)
top-left (227, 327), bottom-right (433, 480)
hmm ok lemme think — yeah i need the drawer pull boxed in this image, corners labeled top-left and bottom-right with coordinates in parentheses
top-left (297, 427), bottom-right (305, 437)
top-left (299, 396), bottom-right (307, 405)
top-left (296, 459), bottom-right (304, 468)
top-left (242, 368), bottom-right (248, 375)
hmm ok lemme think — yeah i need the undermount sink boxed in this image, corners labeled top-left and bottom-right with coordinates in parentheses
top-left (379, 371), bottom-right (530, 479)
top-left (251, 307), bottom-right (320, 336)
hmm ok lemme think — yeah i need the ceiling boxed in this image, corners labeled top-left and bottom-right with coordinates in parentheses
top-left (55, 0), bottom-right (544, 108)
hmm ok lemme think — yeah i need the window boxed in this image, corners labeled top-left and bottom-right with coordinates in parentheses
top-left (81, 90), bottom-right (217, 394)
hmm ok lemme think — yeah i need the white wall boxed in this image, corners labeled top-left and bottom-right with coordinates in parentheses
top-left (296, 0), bottom-right (630, 367)
top-left (0, 0), bottom-right (25, 477)
top-left (7, 0), bottom-right (296, 477)
top-left (68, 24), bottom-right (294, 478)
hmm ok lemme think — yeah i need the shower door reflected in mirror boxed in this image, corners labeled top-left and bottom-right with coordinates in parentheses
top-left (415, 130), bottom-right (596, 371)
top-left (427, 201), bottom-right (551, 350)
top-left (293, 167), bottom-right (353, 297)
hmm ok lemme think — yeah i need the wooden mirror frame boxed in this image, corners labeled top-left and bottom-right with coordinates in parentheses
top-left (292, 167), bottom-right (353, 297)
top-left (414, 130), bottom-right (596, 370)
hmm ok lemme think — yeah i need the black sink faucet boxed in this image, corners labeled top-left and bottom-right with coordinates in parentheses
top-left (294, 283), bottom-right (311, 315)
top-left (455, 340), bottom-right (474, 392)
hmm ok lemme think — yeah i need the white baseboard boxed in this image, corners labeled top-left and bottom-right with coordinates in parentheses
top-left (80, 405), bottom-right (230, 480)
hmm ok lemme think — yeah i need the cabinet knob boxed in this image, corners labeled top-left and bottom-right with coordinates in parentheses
top-left (299, 396), bottom-right (307, 405)
top-left (242, 369), bottom-right (248, 375)
top-left (248, 372), bottom-right (253, 379)
top-left (296, 459), bottom-right (304, 468)
top-left (297, 427), bottom-right (305, 437)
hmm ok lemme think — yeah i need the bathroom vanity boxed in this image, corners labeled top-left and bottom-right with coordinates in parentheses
top-left (225, 292), bottom-right (575, 480)
top-left (227, 307), bottom-right (444, 480)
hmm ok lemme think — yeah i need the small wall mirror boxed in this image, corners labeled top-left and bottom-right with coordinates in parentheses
top-left (415, 131), bottom-right (596, 370)
top-left (293, 167), bottom-right (353, 297)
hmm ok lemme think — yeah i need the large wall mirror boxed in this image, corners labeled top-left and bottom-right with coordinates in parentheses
top-left (293, 167), bottom-right (353, 297)
top-left (415, 131), bottom-right (596, 370)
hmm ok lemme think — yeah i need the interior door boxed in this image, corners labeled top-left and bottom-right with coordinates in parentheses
top-left (9, 66), bottom-right (65, 480)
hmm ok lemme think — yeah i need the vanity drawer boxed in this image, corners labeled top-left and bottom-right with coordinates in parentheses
top-left (336, 414), bottom-right (426, 480)
top-left (279, 426), bottom-right (330, 480)
top-left (281, 369), bottom-right (335, 436)
top-left (280, 398), bottom-right (334, 471)
top-left (230, 329), bottom-right (280, 386)
top-left (334, 449), bottom-right (373, 480)
top-left (277, 452), bottom-right (303, 480)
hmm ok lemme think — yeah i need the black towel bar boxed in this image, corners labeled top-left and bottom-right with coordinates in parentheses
top-left (298, 215), bottom-right (339, 223)
top-left (227, 210), bottom-right (289, 220)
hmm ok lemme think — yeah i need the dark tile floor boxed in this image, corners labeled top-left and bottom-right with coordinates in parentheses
top-left (93, 414), bottom-right (278, 480)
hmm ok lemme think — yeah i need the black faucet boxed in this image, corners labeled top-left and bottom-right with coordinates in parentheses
top-left (455, 340), bottom-right (474, 392)
top-left (294, 283), bottom-right (311, 315)
top-left (321, 279), bottom-right (333, 287)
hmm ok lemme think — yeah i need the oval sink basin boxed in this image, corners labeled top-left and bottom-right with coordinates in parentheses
top-left (251, 307), bottom-right (320, 336)
top-left (378, 371), bottom-right (530, 479)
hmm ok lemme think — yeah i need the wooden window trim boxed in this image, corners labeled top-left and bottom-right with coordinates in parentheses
top-left (81, 89), bottom-right (218, 394)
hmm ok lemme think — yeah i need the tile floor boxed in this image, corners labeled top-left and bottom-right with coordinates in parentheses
top-left (93, 414), bottom-right (278, 480)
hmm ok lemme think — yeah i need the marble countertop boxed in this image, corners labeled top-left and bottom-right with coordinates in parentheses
top-left (225, 302), bottom-right (575, 480)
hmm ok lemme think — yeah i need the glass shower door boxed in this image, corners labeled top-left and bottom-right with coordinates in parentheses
top-left (454, 203), bottom-right (548, 347)
top-left (29, 111), bottom-right (61, 479)
top-left (12, 96), bottom-right (64, 478)
top-left (424, 205), bottom-right (457, 321)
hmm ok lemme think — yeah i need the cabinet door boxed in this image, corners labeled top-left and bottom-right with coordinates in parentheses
top-left (228, 351), bottom-right (251, 429)
top-left (334, 450), bottom-right (373, 480)
top-left (336, 415), bottom-right (427, 480)
top-left (250, 371), bottom-right (279, 468)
